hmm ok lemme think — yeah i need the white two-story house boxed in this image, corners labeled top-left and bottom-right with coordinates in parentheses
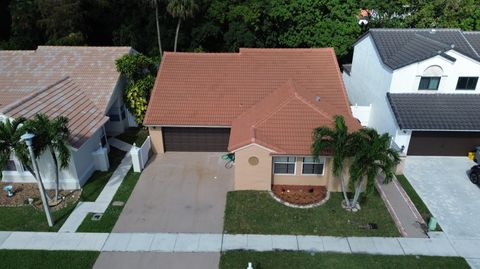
top-left (343, 28), bottom-right (480, 156)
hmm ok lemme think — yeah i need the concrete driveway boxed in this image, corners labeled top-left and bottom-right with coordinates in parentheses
top-left (404, 156), bottom-right (480, 239)
top-left (113, 152), bottom-right (234, 233)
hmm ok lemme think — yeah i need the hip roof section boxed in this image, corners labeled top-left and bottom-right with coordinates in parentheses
top-left (145, 48), bottom-right (361, 155)
top-left (145, 48), bottom-right (354, 126)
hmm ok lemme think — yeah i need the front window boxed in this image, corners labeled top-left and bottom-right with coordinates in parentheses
top-left (456, 77), bottom-right (478, 90)
top-left (302, 157), bottom-right (325, 175)
top-left (3, 160), bottom-right (17, 171)
top-left (418, 77), bottom-right (440, 90)
top-left (273, 156), bottom-right (296, 174)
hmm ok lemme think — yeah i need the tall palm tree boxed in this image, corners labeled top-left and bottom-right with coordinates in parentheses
top-left (0, 118), bottom-right (30, 177)
top-left (147, 0), bottom-right (163, 58)
top-left (312, 115), bottom-right (356, 208)
top-left (167, 0), bottom-right (198, 52)
top-left (349, 128), bottom-right (400, 209)
top-left (28, 114), bottom-right (71, 202)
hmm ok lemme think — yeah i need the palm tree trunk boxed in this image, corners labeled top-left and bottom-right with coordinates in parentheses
top-left (49, 147), bottom-right (59, 202)
top-left (155, 3), bottom-right (163, 58)
top-left (339, 168), bottom-right (351, 208)
top-left (174, 18), bottom-right (181, 52)
top-left (351, 177), bottom-right (365, 208)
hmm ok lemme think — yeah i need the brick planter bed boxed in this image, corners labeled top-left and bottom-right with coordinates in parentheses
top-left (271, 185), bottom-right (327, 206)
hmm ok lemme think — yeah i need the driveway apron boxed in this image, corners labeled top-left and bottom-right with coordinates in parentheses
top-left (404, 156), bottom-right (480, 239)
top-left (112, 152), bottom-right (234, 233)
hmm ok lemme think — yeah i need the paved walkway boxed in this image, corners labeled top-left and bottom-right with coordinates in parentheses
top-left (58, 138), bottom-right (133, 233)
top-left (376, 175), bottom-right (427, 238)
top-left (2, 231), bottom-right (480, 262)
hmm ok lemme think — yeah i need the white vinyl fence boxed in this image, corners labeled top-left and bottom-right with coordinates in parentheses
top-left (130, 136), bottom-right (152, 172)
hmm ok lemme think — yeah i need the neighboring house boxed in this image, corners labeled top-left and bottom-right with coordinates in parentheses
top-left (0, 46), bottom-right (136, 189)
top-left (144, 48), bottom-right (361, 191)
top-left (343, 29), bottom-right (480, 156)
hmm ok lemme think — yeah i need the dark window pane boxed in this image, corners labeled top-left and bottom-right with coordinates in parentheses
top-left (419, 77), bottom-right (430, 89)
top-left (4, 160), bottom-right (16, 171)
top-left (109, 114), bottom-right (120, 121)
top-left (274, 163), bottom-right (294, 174)
top-left (456, 77), bottom-right (468, 89)
top-left (456, 77), bottom-right (477, 90)
top-left (419, 77), bottom-right (440, 90)
top-left (303, 164), bottom-right (324, 174)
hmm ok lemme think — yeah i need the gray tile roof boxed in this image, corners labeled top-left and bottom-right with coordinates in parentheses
top-left (0, 77), bottom-right (109, 147)
top-left (364, 29), bottom-right (480, 70)
top-left (387, 93), bottom-right (480, 130)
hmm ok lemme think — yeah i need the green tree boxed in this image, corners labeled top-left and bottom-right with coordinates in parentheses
top-left (348, 128), bottom-right (400, 209)
top-left (167, 0), bottom-right (198, 52)
top-left (312, 115), bottom-right (357, 208)
top-left (36, 0), bottom-right (85, 45)
top-left (116, 53), bottom-right (158, 124)
top-left (147, 0), bottom-right (164, 57)
top-left (27, 114), bottom-right (71, 202)
top-left (4, 0), bottom-right (43, 49)
top-left (0, 118), bottom-right (29, 178)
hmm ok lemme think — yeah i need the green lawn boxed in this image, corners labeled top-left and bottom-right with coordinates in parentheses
top-left (81, 147), bottom-right (126, 202)
top-left (0, 147), bottom-right (126, 231)
top-left (220, 251), bottom-right (469, 269)
top-left (77, 168), bottom-right (141, 232)
top-left (396, 175), bottom-right (441, 230)
top-left (0, 250), bottom-right (99, 269)
top-left (115, 127), bottom-right (149, 146)
top-left (224, 191), bottom-right (399, 237)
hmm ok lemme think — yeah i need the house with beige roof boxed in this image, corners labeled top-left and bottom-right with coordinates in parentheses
top-left (144, 48), bottom-right (361, 191)
top-left (0, 46), bottom-right (136, 189)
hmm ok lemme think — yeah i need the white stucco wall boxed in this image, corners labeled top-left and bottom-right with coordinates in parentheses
top-left (390, 50), bottom-right (480, 94)
top-left (72, 127), bottom-right (104, 187)
top-left (345, 35), bottom-right (398, 137)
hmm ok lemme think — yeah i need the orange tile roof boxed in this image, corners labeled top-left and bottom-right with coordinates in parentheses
top-left (144, 48), bottom-right (361, 154)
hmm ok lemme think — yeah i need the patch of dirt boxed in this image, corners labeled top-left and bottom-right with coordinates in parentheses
top-left (0, 182), bottom-right (81, 212)
top-left (272, 185), bottom-right (327, 205)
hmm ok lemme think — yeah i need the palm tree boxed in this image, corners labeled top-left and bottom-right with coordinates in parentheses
top-left (0, 118), bottom-right (30, 177)
top-left (312, 115), bottom-right (356, 208)
top-left (147, 0), bottom-right (163, 58)
top-left (28, 114), bottom-right (71, 202)
top-left (349, 128), bottom-right (400, 209)
top-left (167, 0), bottom-right (198, 52)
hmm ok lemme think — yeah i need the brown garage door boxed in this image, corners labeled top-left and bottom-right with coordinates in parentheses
top-left (162, 127), bottom-right (230, 152)
top-left (408, 131), bottom-right (480, 156)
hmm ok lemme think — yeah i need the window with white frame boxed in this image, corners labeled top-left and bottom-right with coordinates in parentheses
top-left (273, 156), bottom-right (296, 174)
top-left (302, 157), bottom-right (325, 175)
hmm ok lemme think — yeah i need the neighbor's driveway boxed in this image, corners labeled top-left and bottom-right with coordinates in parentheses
top-left (404, 156), bottom-right (480, 239)
top-left (112, 152), bottom-right (234, 233)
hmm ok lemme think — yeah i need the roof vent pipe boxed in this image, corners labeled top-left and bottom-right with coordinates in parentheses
top-left (315, 96), bottom-right (321, 102)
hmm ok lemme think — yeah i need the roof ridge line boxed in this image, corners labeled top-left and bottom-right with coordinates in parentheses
top-left (0, 76), bottom-right (70, 115)
top-left (459, 31), bottom-right (480, 58)
top-left (295, 93), bottom-right (335, 123)
top-left (251, 90), bottom-right (295, 128)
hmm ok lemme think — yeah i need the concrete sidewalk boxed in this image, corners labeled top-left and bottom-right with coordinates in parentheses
top-left (58, 138), bottom-right (133, 232)
top-left (2, 231), bottom-right (480, 258)
top-left (376, 175), bottom-right (427, 238)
